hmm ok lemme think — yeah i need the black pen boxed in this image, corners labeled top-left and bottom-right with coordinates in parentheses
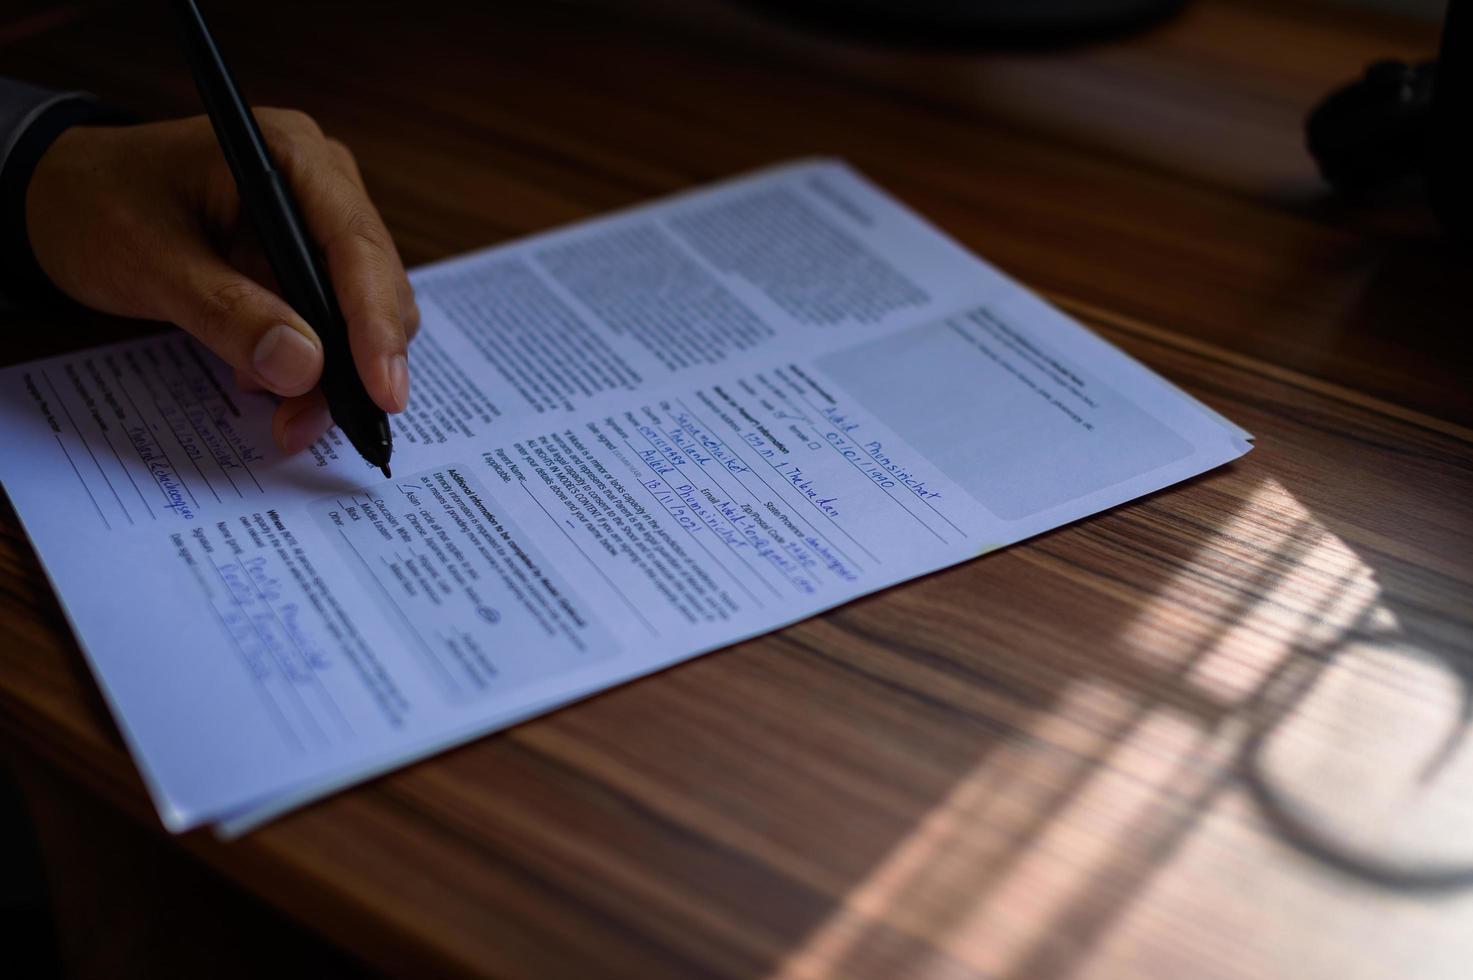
top-left (169, 0), bottom-right (393, 477)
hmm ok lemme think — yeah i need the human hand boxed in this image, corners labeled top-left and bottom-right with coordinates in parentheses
top-left (24, 109), bottom-right (419, 452)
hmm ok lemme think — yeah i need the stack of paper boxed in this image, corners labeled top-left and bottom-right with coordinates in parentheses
top-left (0, 161), bottom-right (1251, 834)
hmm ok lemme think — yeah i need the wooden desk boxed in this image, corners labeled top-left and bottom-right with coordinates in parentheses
top-left (3, 1), bottom-right (1470, 976)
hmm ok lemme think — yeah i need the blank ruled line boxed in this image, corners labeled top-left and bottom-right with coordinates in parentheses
top-left (43, 370), bottom-right (132, 526)
top-left (337, 527), bottom-right (463, 700)
top-left (53, 434), bottom-right (110, 531)
top-left (103, 429), bottom-right (156, 520)
top-left (519, 480), bottom-right (660, 637)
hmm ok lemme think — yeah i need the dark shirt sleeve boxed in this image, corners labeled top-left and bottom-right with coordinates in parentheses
top-left (0, 78), bottom-right (110, 307)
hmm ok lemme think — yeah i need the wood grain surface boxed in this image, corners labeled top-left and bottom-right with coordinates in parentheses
top-left (2, 1), bottom-right (1470, 977)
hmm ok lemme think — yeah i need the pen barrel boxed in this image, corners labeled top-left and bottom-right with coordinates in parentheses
top-left (249, 172), bottom-right (390, 466)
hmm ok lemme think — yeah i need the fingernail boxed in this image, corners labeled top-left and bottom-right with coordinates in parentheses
top-left (253, 325), bottom-right (319, 395)
top-left (387, 353), bottom-right (410, 412)
top-left (282, 403), bottom-right (333, 453)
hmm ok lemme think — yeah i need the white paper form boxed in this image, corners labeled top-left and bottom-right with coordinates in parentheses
top-left (0, 160), bottom-right (1252, 832)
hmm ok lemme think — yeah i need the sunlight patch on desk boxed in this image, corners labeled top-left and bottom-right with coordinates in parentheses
top-left (1118, 477), bottom-right (1392, 706)
top-left (775, 477), bottom-right (1473, 979)
top-left (772, 678), bottom-right (1224, 979)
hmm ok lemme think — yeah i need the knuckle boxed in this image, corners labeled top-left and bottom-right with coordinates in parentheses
top-left (326, 139), bottom-right (363, 183)
top-left (97, 195), bottom-right (146, 238)
top-left (261, 131), bottom-right (306, 173)
top-left (333, 206), bottom-right (390, 257)
top-left (194, 278), bottom-right (257, 343)
top-left (257, 110), bottom-right (325, 171)
top-left (262, 107), bottom-right (322, 138)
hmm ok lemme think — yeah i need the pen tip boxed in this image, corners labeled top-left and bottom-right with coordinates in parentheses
top-left (381, 464), bottom-right (392, 479)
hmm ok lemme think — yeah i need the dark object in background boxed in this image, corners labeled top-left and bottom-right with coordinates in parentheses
top-left (738, 0), bottom-right (1187, 45)
top-left (1429, 0), bottom-right (1469, 239)
top-left (1306, 0), bottom-right (1468, 239)
top-left (1306, 60), bottom-right (1437, 192)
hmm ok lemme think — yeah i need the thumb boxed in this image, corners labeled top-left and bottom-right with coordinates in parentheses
top-left (159, 246), bottom-right (323, 397)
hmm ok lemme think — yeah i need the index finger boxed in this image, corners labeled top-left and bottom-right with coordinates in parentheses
top-left (326, 137), bottom-right (421, 341)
